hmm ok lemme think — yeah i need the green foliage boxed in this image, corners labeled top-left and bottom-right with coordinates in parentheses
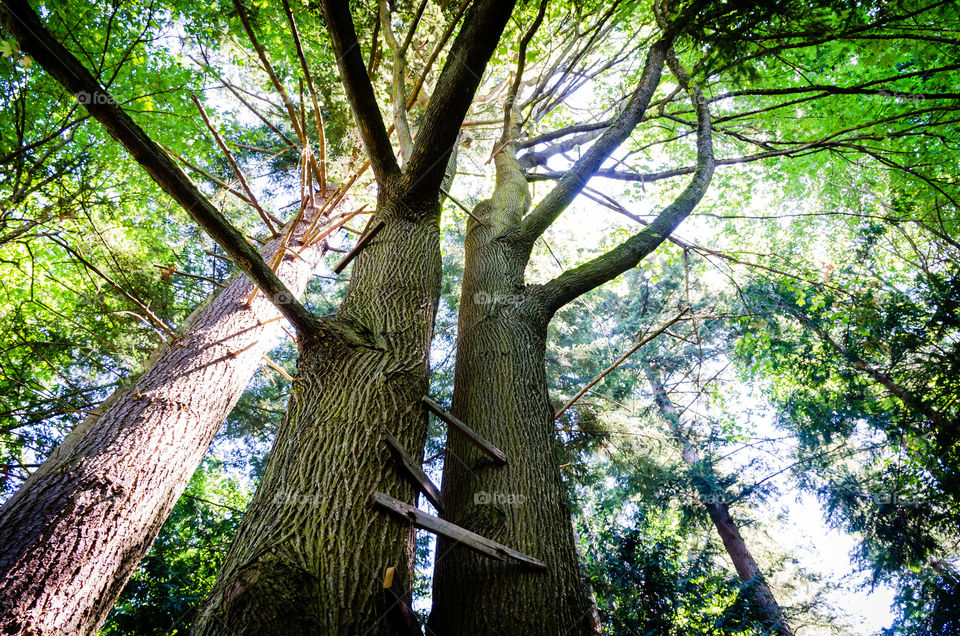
top-left (100, 460), bottom-right (252, 635)
top-left (3, 0), bottom-right (960, 631)
top-left (884, 566), bottom-right (960, 636)
top-left (578, 467), bottom-right (778, 635)
top-left (728, 201), bottom-right (960, 626)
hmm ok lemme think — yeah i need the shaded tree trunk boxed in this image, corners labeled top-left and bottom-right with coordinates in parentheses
top-left (645, 367), bottom-right (795, 636)
top-left (428, 148), bottom-right (598, 635)
top-left (0, 207), bottom-right (331, 635)
top-left (194, 192), bottom-right (442, 635)
top-left (429, 53), bottom-right (712, 627)
top-left (2, 0), bottom-right (514, 632)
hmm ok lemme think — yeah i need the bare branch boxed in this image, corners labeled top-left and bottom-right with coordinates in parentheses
top-left (320, 0), bottom-right (400, 184)
top-left (379, 0), bottom-right (414, 166)
top-left (47, 236), bottom-right (175, 339)
top-left (500, 0), bottom-right (548, 144)
top-left (517, 118), bottom-right (613, 149)
top-left (281, 0), bottom-right (327, 193)
top-left (404, 0), bottom-right (471, 110)
top-left (533, 80), bottom-right (715, 316)
top-left (517, 39), bottom-right (670, 247)
top-left (231, 0), bottom-right (304, 143)
top-left (191, 94), bottom-right (279, 236)
top-left (554, 309), bottom-right (688, 419)
top-left (0, 0), bottom-right (317, 332)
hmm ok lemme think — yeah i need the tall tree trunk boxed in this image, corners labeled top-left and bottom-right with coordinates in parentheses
top-left (194, 192), bottom-right (442, 635)
top-left (0, 207), bottom-right (331, 636)
top-left (428, 148), bottom-right (597, 635)
top-left (645, 367), bottom-right (795, 636)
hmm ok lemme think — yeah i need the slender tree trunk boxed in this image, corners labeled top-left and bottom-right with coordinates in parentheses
top-left (428, 148), bottom-right (597, 635)
top-left (0, 206), bottom-right (331, 636)
top-left (194, 192), bottom-right (442, 635)
top-left (645, 367), bottom-right (795, 636)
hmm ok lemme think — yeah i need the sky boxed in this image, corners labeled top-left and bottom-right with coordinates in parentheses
top-left (188, 20), bottom-right (905, 631)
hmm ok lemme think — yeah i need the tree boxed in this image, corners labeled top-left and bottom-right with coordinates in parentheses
top-left (2, 0), bottom-right (959, 633)
top-left (191, 1), bottom-right (517, 633)
top-left (730, 214), bottom-right (960, 627)
top-left (548, 257), bottom-right (822, 634)
top-left (645, 366), bottom-right (794, 636)
top-left (0, 200), bottom-right (331, 633)
top-left (0, 0), bottom-right (348, 631)
top-left (428, 5), bottom-right (717, 630)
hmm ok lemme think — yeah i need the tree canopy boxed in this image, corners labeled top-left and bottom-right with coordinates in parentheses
top-left (1, 0), bottom-right (959, 633)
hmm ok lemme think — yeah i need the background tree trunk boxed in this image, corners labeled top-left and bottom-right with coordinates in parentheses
top-left (429, 152), bottom-right (597, 634)
top-left (194, 195), bottom-right (442, 635)
top-left (0, 207), bottom-right (329, 636)
top-left (645, 367), bottom-right (795, 636)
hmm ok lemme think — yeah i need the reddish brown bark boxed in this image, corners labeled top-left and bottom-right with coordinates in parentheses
top-left (0, 208), bottom-right (332, 635)
top-left (645, 367), bottom-right (795, 636)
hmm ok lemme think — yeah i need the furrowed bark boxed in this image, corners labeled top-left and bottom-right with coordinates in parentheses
top-left (194, 192), bottom-right (442, 635)
top-left (0, 206), bottom-right (332, 636)
top-left (428, 145), bottom-right (598, 635)
top-left (430, 35), bottom-right (716, 633)
top-left (190, 1), bottom-right (518, 629)
top-left (645, 367), bottom-right (795, 636)
top-left (0, 0), bottom-right (314, 332)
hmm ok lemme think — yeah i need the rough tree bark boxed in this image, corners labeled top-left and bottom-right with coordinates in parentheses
top-left (645, 367), bottom-right (795, 636)
top-left (430, 37), bottom-right (715, 634)
top-left (192, 1), bottom-right (516, 633)
top-left (0, 206), bottom-right (331, 636)
top-left (428, 147), bottom-right (599, 635)
top-left (194, 192), bottom-right (442, 635)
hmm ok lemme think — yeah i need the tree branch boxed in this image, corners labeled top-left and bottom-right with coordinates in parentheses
top-left (554, 308), bottom-right (689, 420)
top-left (403, 0), bottom-right (471, 110)
top-left (518, 126), bottom-right (610, 169)
top-left (231, 0), bottom-right (304, 143)
top-left (500, 0), bottom-right (549, 145)
top-left (784, 303), bottom-right (957, 440)
top-left (517, 118), bottom-right (614, 149)
top-left (379, 0), bottom-right (414, 166)
top-left (516, 39), bottom-right (670, 247)
top-left (403, 0), bottom-right (517, 199)
top-left (533, 81), bottom-right (715, 316)
top-left (48, 236), bottom-right (176, 339)
top-left (319, 0), bottom-right (400, 185)
top-left (398, 0), bottom-right (429, 58)
top-left (0, 0), bottom-right (317, 333)
top-left (281, 0), bottom-right (327, 193)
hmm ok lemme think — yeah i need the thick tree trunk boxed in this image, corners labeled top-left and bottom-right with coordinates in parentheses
top-left (194, 193), bottom-right (442, 635)
top-left (0, 207), bottom-right (331, 635)
top-left (428, 149), bottom-right (597, 635)
top-left (645, 368), bottom-right (795, 636)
